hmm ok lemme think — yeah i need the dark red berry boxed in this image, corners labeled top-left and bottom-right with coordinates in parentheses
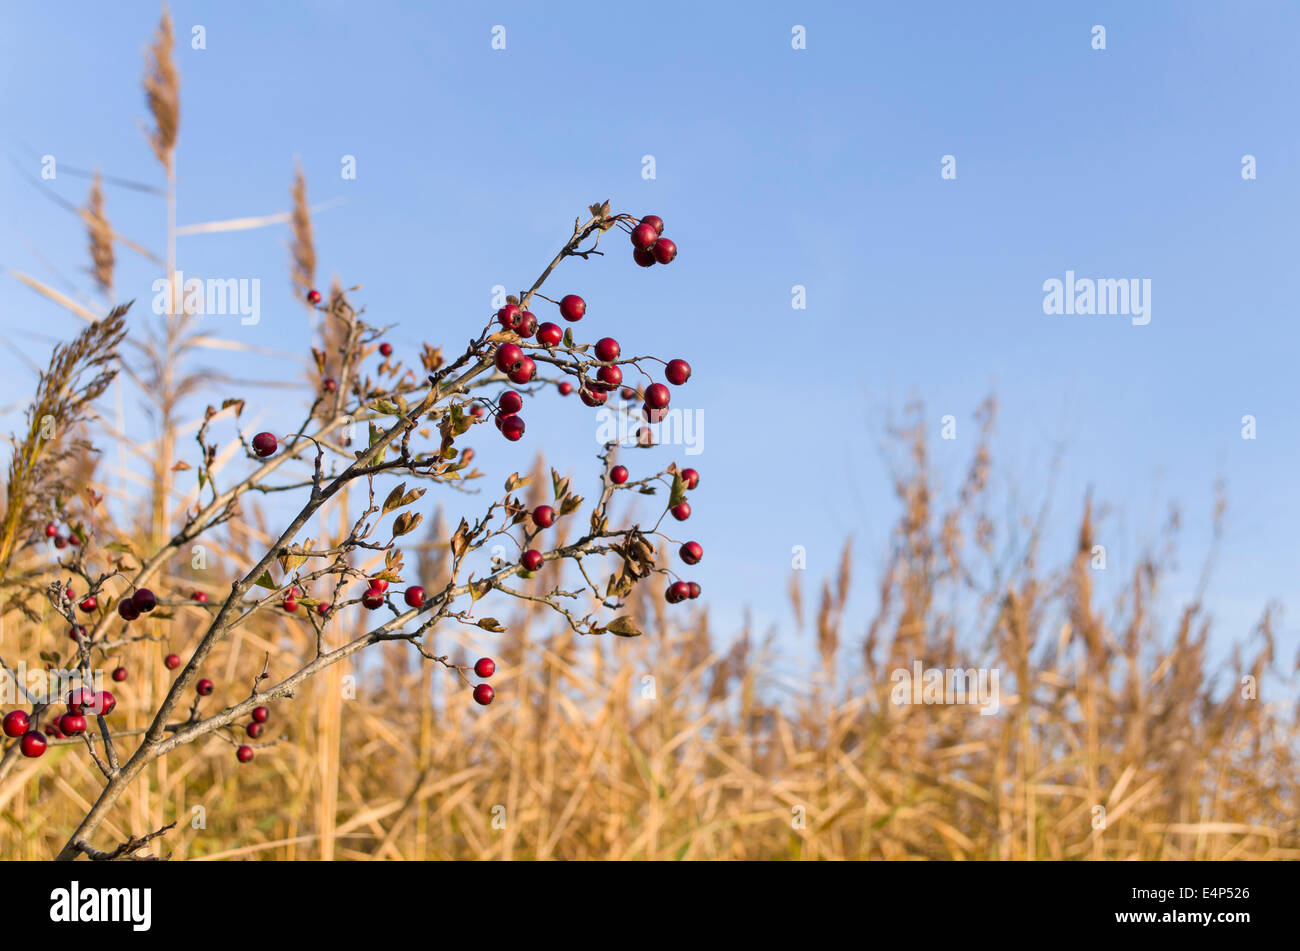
top-left (404, 586), bottom-right (426, 608)
top-left (669, 581), bottom-right (691, 602)
top-left (318, 602), bottom-right (332, 616)
top-left (501, 415), bottom-right (526, 441)
top-left (558, 381), bottom-right (574, 396)
top-left (596, 365), bottom-right (623, 389)
top-left (665, 359), bottom-right (691, 385)
top-left (610, 465), bottom-right (629, 485)
top-left (518, 312), bottom-right (537, 338)
top-left (54, 535), bottom-right (68, 549)
top-left (633, 247), bottom-right (656, 268)
top-left (671, 502), bottom-right (692, 521)
top-left (94, 690), bottom-right (116, 716)
top-left (559, 294), bottom-right (586, 322)
top-left (497, 304), bottom-right (522, 330)
top-left (471, 404), bottom-right (486, 419)
top-left (594, 337), bottom-right (621, 362)
top-left (68, 625), bottom-right (86, 641)
top-left (45, 523), bottom-right (58, 538)
top-left (252, 432), bottom-right (278, 457)
top-left (653, 238), bottom-right (677, 264)
top-left (165, 653), bottom-right (181, 669)
top-left (499, 391), bottom-right (523, 415)
top-left (192, 591), bottom-right (209, 603)
top-left (323, 377), bottom-right (338, 392)
top-left (132, 588), bottom-right (157, 613)
top-left (641, 215), bottom-right (665, 236)
top-left (532, 505), bottom-right (555, 528)
top-left (379, 342), bottom-right (393, 358)
top-left (537, 322), bottom-right (564, 347)
top-left (631, 223), bottom-right (659, 250)
top-left (3, 711), bottom-right (29, 738)
top-left (20, 731), bottom-right (46, 758)
top-left (197, 679), bottom-right (214, 696)
top-left (307, 289), bottom-right (322, 304)
top-left (494, 343), bottom-right (524, 374)
top-left (369, 580), bottom-right (389, 593)
top-left (680, 468), bottom-right (699, 490)
top-left (474, 657), bottom-right (496, 678)
top-left (112, 666), bottom-right (127, 682)
top-left (688, 582), bottom-right (701, 599)
top-left (247, 722), bottom-right (264, 739)
top-left (59, 712), bottom-right (87, 735)
top-left (645, 383), bottom-right (670, 410)
top-left (473, 683), bottom-right (495, 706)
top-left (507, 356), bottom-right (536, 385)
top-left (621, 387), bottom-right (638, 401)
top-left (579, 387), bottom-right (607, 407)
top-left (681, 541), bottom-right (703, 564)
top-left (252, 706), bottom-right (269, 723)
top-left (237, 745), bottom-right (254, 763)
top-left (362, 587), bottom-right (386, 609)
top-left (521, 549), bottom-right (544, 572)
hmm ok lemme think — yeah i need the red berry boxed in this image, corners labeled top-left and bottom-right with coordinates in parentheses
top-left (252, 432), bottom-right (278, 457)
top-left (537, 322), bottom-right (564, 347)
top-left (665, 359), bottom-right (691, 385)
top-left (20, 731), bottom-right (46, 758)
top-left (94, 690), bottom-right (116, 716)
top-left (596, 365), bottom-right (623, 389)
top-left (507, 356), bottom-right (536, 385)
top-left (197, 679), bottom-right (214, 697)
top-left (473, 683), bottom-right (495, 706)
top-left (404, 586), bottom-right (426, 608)
top-left (579, 387), bottom-right (607, 407)
top-left (499, 391), bottom-right (523, 415)
top-left (669, 581), bottom-right (691, 603)
top-left (680, 468), bottom-right (699, 490)
top-left (594, 337), bottom-right (621, 363)
top-left (68, 535), bottom-right (80, 547)
top-left (633, 247), bottom-right (656, 268)
top-left (495, 343), bottom-right (524, 374)
top-left (521, 549), bottom-right (544, 572)
top-left (247, 722), bottom-right (264, 739)
top-left (471, 404), bottom-right (486, 419)
top-left (283, 595), bottom-right (298, 613)
top-left (474, 657), bottom-right (496, 678)
top-left (252, 706), bottom-right (269, 723)
top-left (307, 289), bottom-right (322, 304)
top-left (132, 588), bottom-right (157, 613)
top-left (369, 580), bottom-right (389, 593)
top-left (237, 745), bottom-right (254, 763)
top-left (653, 238), bottom-right (677, 264)
top-left (112, 666), bottom-right (127, 682)
top-left (362, 588), bottom-right (386, 609)
top-left (497, 304), bottom-right (522, 330)
top-left (66, 688), bottom-right (92, 713)
top-left (44, 523), bottom-right (58, 538)
top-left (638, 426), bottom-right (655, 447)
top-left (59, 712), bottom-right (87, 735)
top-left (688, 582), bottom-right (701, 599)
top-left (318, 602), bottom-right (332, 616)
top-left (192, 591), bottom-right (209, 603)
top-left (3, 711), bottom-right (29, 738)
top-left (645, 383), bottom-right (670, 410)
top-left (518, 312), bottom-right (537, 338)
top-left (680, 541), bottom-right (703, 565)
top-left (68, 624), bottom-right (86, 641)
top-left (532, 505), bottom-right (555, 528)
top-left (165, 653), bottom-right (181, 669)
top-left (379, 342), bottom-right (393, 357)
top-left (630, 223), bottom-right (659, 250)
top-left (323, 377), bottom-right (338, 392)
top-left (641, 215), bottom-right (665, 236)
top-left (54, 535), bottom-right (67, 549)
top-left (671, 502), bottom-right (691, 521)
top-left (559, 294), bottom-right (586, 322)
top-left (621, 387), bottom-right (638, 401)
top-left (610, 465), bottom-right (629, 485)
top-left (558, 381), bottom-right (574, 396)
top-left (501, 415), bottom-right (526, 442)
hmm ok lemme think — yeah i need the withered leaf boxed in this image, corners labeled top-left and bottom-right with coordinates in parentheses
top-left (606, 616), bottom-right (643, 637)
top-left (392, 511), bottom-right (423, 537)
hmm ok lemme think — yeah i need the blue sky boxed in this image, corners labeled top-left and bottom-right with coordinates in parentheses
top-left (1, 1), bottom-right (1296, 670)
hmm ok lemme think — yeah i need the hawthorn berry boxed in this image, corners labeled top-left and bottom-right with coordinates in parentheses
top-left (474, 657), bottom-right (496, 678)
top-left (665, 359), bottom-right (691, 385)
top-left (94, 690), bottom-right (116, 716)
top-left (192, 591), bottom-right (209, 603)
top-left (610, 465), bottom-right (629, 485)
top-left (2, 710), bottom-right (29, 738)
top-left (112, 666), bottom-right (127, 683)
top-left (668, 581), bottom-right (691, 603)
top-left (653, 238), bottom-right (677, 264)
top-left (559, 294), bottom-right (586, 322)
top-left (133, 588), bottom-right (157, 613)
top-left (473, 683), bottom-right (495, 706)
top-left (323, 377), bottom-right (338, 392)
top-left (501, 415), bottom-right (526, 441)
top-left (54, 535), bottom-right (67, 549)
top-left (379, 342), bottom-right (394, 358)
top-left (558, 381), bottom-right (574, 396)
top-left (596, 365), bottom-right (623, 389)
top-left (645, 383), bottom-right (671, 410)
top-left (633, 247), bottom-right (656, 268)
top-left (470, 404), bottom-right (486, 419)
top-left (20, 731), bottom-right (46, 758)
top-left (631, 223), bottom-right (659, 250)
top-left (688, 582), bottom-right (702, 599)
top-left (197, 679), bottom-right (214, 696)
top-left (165, 653), bottom-right (181, 669)
top-left (579, 387), bottom-right (607, 407)
top-left (45, 523), bottom-right (58, 538)
top-left (247, 722), bottom-right (264, 739)
top-left (237, 745), bottom-right (254, 763)
top-left (680, 541), bottom-right (703, 565)
top-left (671, 502), bottom-right (692, 521)
top-left (641, 215), bottom-right (665, 236)
top-left (369, 580), bottom-right (389, 593)
top-left (499, 391), bottom-right (523, 415)
top-left (252, 432), bottom-right (278, 457)
top-left (533, 504), bottom-right (555, 528)
top-left (66, 688), bottom-right (93, 713)
top-left (507, 356), bottom-right (536, 385)
top-left (537, 322), bottom-right (564, 347)
top-left (518, 311), bottom-right (537, 338)
top-left (621, 386), bottom-right (638, 401)
top-left (497, 304), bottom-right (522, 331)
top-left (521, 549), bottom-right (544, 572)
top-left (404, 586), bottom-right (426, 608)
top-left (317, 602), bottom-right (332, 617)
top-left (252, 706), bottom-right (269, 723)
top-left (307, 289), bottom-right (322, 304)
top-left (361, 588), bottom-right (386, 609)
top-left (45, 724), bottom-right (64, 740)
top-left (283, 594), bottom-right (298, 612)
top-left (594, 337), bottom-right (621, 362)
top-left (68, 624), bottom-right (86, 641)
top-left (680, 468), bottom-right (699, 490)
top-left (495, 343), bottom-right (524, 374)
top-left (59, 712), bottom-right (87, 735)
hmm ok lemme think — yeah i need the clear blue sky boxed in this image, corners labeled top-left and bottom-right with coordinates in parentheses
top-left (1, 1), bottom-right (1296, 669)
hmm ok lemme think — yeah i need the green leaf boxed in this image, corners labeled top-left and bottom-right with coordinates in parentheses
top-left (669, 473), bottom-right (687, 508)
top-left (252, 571), bottom-right (276, 590)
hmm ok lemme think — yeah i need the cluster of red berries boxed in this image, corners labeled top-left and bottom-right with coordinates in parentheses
top-left (472, 657), bottom-right (495, 705)
top-left (237, 705), bottom-right (269, 762)
top-left (4, 686), bottom-right (117, 758)
top-left (629, 215), bottom-right (677, 268)
top-left (665, 469), bottom-right (702, 604)
top-left (117, 587), bottom-right (158, 622)
top-left (43, 522), bottom-right (81, 550)
top-left (492, 389), bottom-right (527, 442)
